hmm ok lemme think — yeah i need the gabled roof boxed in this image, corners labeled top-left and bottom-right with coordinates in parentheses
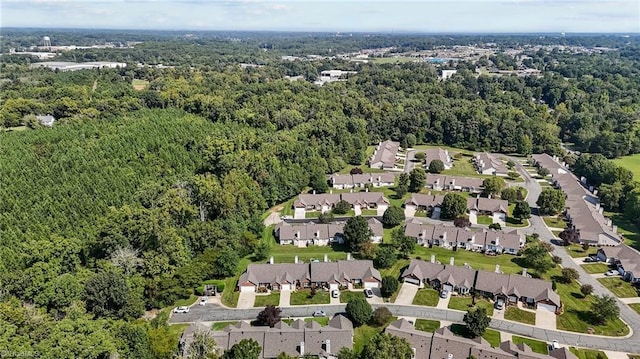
top-left (341, 192), bottom-right (390, 206)
top-left (371, 140), bottom-right (400, 168)
top-left (294, 193), bottom-right (341, 208)
top-left (405, 193), bottom-right (445, 207)
top-left (549, 347), bottom-right (579, 359)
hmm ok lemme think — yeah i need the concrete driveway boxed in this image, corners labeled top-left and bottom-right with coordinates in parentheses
top-left (237, 291), bottom-right (256, 309)
top-left (468, 211), bottom-right (478, 224)
top-left (395, 282), bottom-right (419, 305)
top-left (536, 308), bottom-right (556, 330)
top-left (279, 290), bottom-right (291, 307)
top-left (493, 307), bottom-right (505, 320)
top-left (367, 288), bottom-right (384, 304)
top-left (330, 292), bottom-right (341, 305)
top-left (404, 206), bottom-right (416, 218)
top-left (436, 292), bottom-right (451, 309)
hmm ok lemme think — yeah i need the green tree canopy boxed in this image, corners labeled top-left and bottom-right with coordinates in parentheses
top-left (345, 297), bottom-right (373, 326)
top-left (513, 201), bottom-right (531, 221)
top-left (536, 188), bottom-right (566, 216)
top-left (343, 216), bottom-right (373, 253)
top-left (381, 206), bottom-right (405, 228)
top-left (222, 338), bottom-right (261, 359)
top-left (409, 168), bottom-right (426, 193)
top-left (441, 193), bottom-right (468, 220)
top-left (381, 276), bottom-right (399, 298)
top-left (591, 295), bottom-right (620, 325)
top-left (463, 307), bottom-right (491, 338)
top-left (428, 159), bottom-right (445, 174)
top-left (482, 177), bottom-right (506, 197)
top-left (360, 333), bottom-right (413, 359)
top-left (374, 246), bottom-right (397, 269)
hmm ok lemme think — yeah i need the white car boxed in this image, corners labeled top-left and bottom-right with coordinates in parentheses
top-left (174, 306), bottom-right (190, 313)
top-left (199, 297), bottom-right (208, 306)
top-left (313, 310), bottom-right (326, 317)
top-left (605, 270), bottom-right (618, 276)
top-left (551, 340), bottom-right (560, 350)
top-left (364, 289), bottom-right (374, 298)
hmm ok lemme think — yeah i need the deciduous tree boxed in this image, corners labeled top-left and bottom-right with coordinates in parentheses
top-left (482, 177), bottom-right (506, 197)
top-left (441, 193), bottom-right (468, 220)
top-left (222, 338), bottom-right (261, 359)
top-left (409, 168), bottom-right (426, 192)
top-left (428, 159), bottom-right (445, 174)
top-left (463, 307), bottom-right (491, 338)
top-left (591, 295), bottom-right (619, 325)
top-left (345, 297), bottom-right (372, 326)
top-left (343, 216), bottom-right (373, 253)
top-left (536, 188), bottom-right (566, 216)
top-left (381, 276), bottom-right (399, 298)
top-left (256, 305), bottom-right (281, 328)
top-left (360, 333), bottom-right (413, 359)
top-left (382, 206), bottom-right (405, 228)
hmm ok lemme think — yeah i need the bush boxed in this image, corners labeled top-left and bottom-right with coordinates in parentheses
top-left (381, 276), bottom-right (399, 298)
top-left (552, 255), bottom-right (562, 264)
top-left (453, 216), bottom-right (471, 228)
top-left (488, 223), bottom-right (501, 230)
top-left (346, 297), bottom-right (373, 326)
top-left (580, 284), bottom-right (594, 297)
top-left (428, 159), bottom-right (445, 174)
top-left (370, 307), bottom-right (392, 327)
top-left (333, 200), bottom-right (351, 215)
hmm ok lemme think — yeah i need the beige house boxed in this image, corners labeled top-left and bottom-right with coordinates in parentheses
top-left (275, 218), bottom-right (383, 247)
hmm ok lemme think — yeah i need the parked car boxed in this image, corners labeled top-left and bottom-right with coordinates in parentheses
top-left (605, 270), bottom-right (618, 276)
top-left (550, 340), bottom-right (560, 350)
top-left (313, 310), bottom-right (326, 317)
top-left (583, 257), bottom-right (594, 263)
top-left (331, 290), bottom-right (340, 298)
top-left (174, 306), bottom-right (190, 313)
top-left (364, 289), bottom-right (374, 298)
top-left (439, 289), bottom-right (449, 299)
top-left (494, 298), bottom-right (505, 310)
top-left (199, 297), bottom-right (207, 306)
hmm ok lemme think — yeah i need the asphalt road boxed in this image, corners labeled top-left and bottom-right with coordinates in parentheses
top-left (405, 149), bottom-right (416, 173)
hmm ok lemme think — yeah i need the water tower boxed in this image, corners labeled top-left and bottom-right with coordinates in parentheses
top-left (43, 36), bottom-right (51, 49)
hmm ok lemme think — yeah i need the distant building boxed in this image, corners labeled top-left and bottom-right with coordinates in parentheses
top-left (30, 61), bottom-right (127, 72)
top-left (440, 69), bottom-right (457, 80)
top-left (36, 115), bottom-right (55, 127)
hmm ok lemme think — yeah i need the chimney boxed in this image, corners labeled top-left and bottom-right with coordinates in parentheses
top-left (313, 190), bottom-right (316, 195)
top-left (495, 264), bottom-right (500, 273)
top-left (270, 256), bottom-right (274, 264)
top-left (324, 254), bottom-right (328, 262)
top-left (596, 203), bottom-right (600, 210)
top-left (607, 218), bottom-right (612, 227)
top-left (325, 339), bottom-right (331, 354)
top-left (522, 268), bottom-right (527, 277)
top-left (599, 207), bottom-right (604, 214)
top-left (295, 256), bottom-right (298, 264)
top-left (488, 194), bottom-right (492, 199)
top-left (593, 189), bottom-right (598, 196)
top-left (316, 230), bottom-right (321, 238)
top-left (431, 254), bottom-right (436, 263)
top-left (449, 257), bottom-right (454, 265)
top-left (477, 194), bottom-right (480, 199)
top-left (347, 253), bottom-right (352, 261)
top-left (495, 236), bottom-right (500, 246)
top-left (300, 341), bottom-right (305, 355)
top-left (365, 187), bottom-right (369, 192)
top-left (296, 231), bottom-right (300, 239)
top-left (613, 225), bottom-right (618, 233)
top-left (377, 176), bottom-right (381, 182)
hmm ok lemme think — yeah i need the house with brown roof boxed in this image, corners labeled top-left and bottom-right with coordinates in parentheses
top-left (424, 174), bottom-right (483, 193)
top-left (370, 140), bottom-right (401, 169)
top-left (292, 192), bottom-right (390, 218)
top-left (294, 193), bottom-right (341, 213)
top-left (404, 194), bottom-right (445, 218)
top-left (328, 172), bottom-right (399, 189)
top-left (341, 191), bottom-right (390, 216)
top-left (182, 316), bottom-right (353, 359)
top-left (474, 152), bottom-right (509, 176)
top-left (238, 260), bottom-right (381, 292)
top-left (401, 259), bottom-right (561, 313)
top-left (424, 148), bottom-right (453, 170)
top-left (597, 246), bottom-right (640, 283)
top-left (275, 218), bottom-right (383, 247)
top-left (468, 196), bottom-right (509, 224)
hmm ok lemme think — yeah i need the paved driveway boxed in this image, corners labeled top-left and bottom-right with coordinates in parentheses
top-left (367, 288), bottom-right (384, 304)
top-left (395, 283), bottom-right (419, 305)
top-left (404, 206), bottom-right (416, 218)
top-left (493, 307), bottom-right (505, 320)
top-left (436, 293), bottom-right (451, 309)
top-left (535, 308), bottom-right (556, 330)
top-left (237, 291), bottom-right (256, 309)
top-left (279, 290), bottom-right (291, 307)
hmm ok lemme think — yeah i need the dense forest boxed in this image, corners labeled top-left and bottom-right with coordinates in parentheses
top-left (1, 32), bottom-right (640, 358)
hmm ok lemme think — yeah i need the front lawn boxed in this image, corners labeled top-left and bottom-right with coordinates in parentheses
top-left (597, 278), bottom-right (639, 298)
top-left (604, 210), bottom-right (640, 251)
top-left (412, 289), bottom-right (440, 306)
top-left (581, 263), bottom-right (609, 274)
top-left (361, 209), bottom-right (378, 216)
top-left (340, 291), bottom-right (365, 304)
top-left (569, 347), bottom-right (609, 359)
top-left (504, 307), bottom-right (536, 325)
top-left (260, 226), bottom-right (349, 263)
top-left (380, 258), bottom-right (410, 279)
top-left (505, 216), bottom-right (529, 228)
top-left (512, 336), bottom-right (548, 354)
top-left (353, 324), bottom-right (383, 353)
top-left (447, 296), bottom-right (494, 316)
top-left (305, 317), bottom-right (329, 326)
top-left (477, 215), bottom-right (493, 225)
top-left (482, 329), bottom-right (501, 348)
top-left (543, 216), bottom-right (567, 229)
top-left (173, 295), bottom-right (198, 307)
top-left (630, 303), bottom-right (640, 315)
top-left (254, 293), bottom-right (280, 307)
top-left (565, 244), bottom-right (597, 258)
top-left (412, 245), bottom-right (523, 274)
top-left (415, 319), bottom-right (440, 333)
top-left (290, 289), bottom-right (330, 305)
top-left (212, 321), bottom-right (238, 331)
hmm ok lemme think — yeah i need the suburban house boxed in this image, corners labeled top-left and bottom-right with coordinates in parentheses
top-left (597, 246), bottom-right (640, 283)
top-left (328, 172), bottom-right (398, 189)
top-left (404, 221), bottom-right (524, 254)
top-left (180, 316), bottom-right (354, 359)
top-left (385, 319), bottom-right (561, 359)
top-left (275, 218), bottom-right (383, 247)
top-left (404, 194), bottom-right (445, 218)
top-left (424, 174), bottom-right (483, 193)
top-left (531, 153), bottom-right (621, 246)
top-left (403, 194), bottom-right (508, 223)
top-left (293, 192), bottom-right (390, 218)
top-left (370, 140), bottom-right (401, 169)
top-left (474, 152), bottom-right (509, 176)
top-left (401, 259), bottom-right (561, 313)
top-left (36, 114), bottom-right (55, 127)
top-left (424, 148), bottom-right (453, 170)
top-left (237, 259), bottom-right (381, 292)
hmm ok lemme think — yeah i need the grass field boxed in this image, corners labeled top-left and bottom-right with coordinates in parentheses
top-left (380, 258), bottom-right (410, 280)
top-left (132, 78), bottom-right (149, 90)
top-left (413, 245), bottom-right (524, 274)
top-left (566, 244), bottom-right (597, 258)
top-left (630, 303), bottom-right (640, 315)
top-left (290, 289), bottom-right (330, 305)
top-left (477, 215), bottom-right (493, 225)
top-left (254, 293), bottom-right (280, 307)
top-left (597, 278), bottom-right (638, 298)
top-left (447, 297), bottom-right (494, 316)
top-left (412, 289), bottom-right (440, 306)
top-left (212, 321), bottom-right (238, 330)
top-left (581, 263), bottom-right (609, 274)
top-left (544, 216), bottom-right (567, 229)
top-left (512, 336), bottom-right (548, 354)
top-left (569, 347), bottom-right (609, 359)
top-left (614, 154), bottom-right (640, 181)
top-left (504, 307), bottom-right (536, 325)
top-left (260, 226), bottom-right (349, 263)
top-left (482, 329), bottom-right (501, 347)
top-left (415, 319), bottom-right (440, 332)
top-left (442, 157), bottom-right (492, 178)
top-left (604, 211), bottom-right (640, 251)
top-left (167, 324), bottom-right (190, 341)
top-left (340, 291), bottom-right (365, 304)
top-left (173, 295), bottom-right (198, 307)
top-left (353, 324), bottom-right (383, 353)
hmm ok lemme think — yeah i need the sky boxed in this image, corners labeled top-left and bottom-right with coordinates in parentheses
top-left (1, 0), bottom-right (639, 33)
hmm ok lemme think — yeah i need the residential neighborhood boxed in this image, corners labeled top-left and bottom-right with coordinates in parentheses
top-left (293, 191), bottom-right (390, 218)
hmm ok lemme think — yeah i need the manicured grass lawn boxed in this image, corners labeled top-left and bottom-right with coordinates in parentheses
top-left (447, 296), bottom-right (494, 316)
top-left (543, 268), bottom-right (630, 336)
top-left (412, 289), bottom-right (440, 306)
top-left (290, 289), bottom-right (330, 305)
top-left (305, 317), bottom-right (329, 326)
top-left (279, 197), bottom-right (296, 216)
top-left (132, 78), bottom-right (149, 90)
top-left (581, 263), bottom-right (609, 274)
top-left (353, 324), bottom-right (383, 353)
top-left (597, 278), bottom-right (639, 298)
top-left (382, 225), bottom-right (401, 244)
top-left (370, 186), bottom-right (409, 208)
top-left (254, 293), bottom-right (280, 307)
top-left (260, 226), bottom-right (349, 263)
top-left (305, 211), bottom-right (322, 218)
top-left (543, 216), bottom-right (567, 229)
top-left (442, 158), bottom-right (491, 178)
top-left (482, 329), bottom-right (501, 348)
top-left (569, 347), bottom-right (609, 359)
top-left (614, 153), bottom-right (640, 181)
top-left (415, 319), bottom-right (440, 333)
top-left (505, 216), bottom-right (529, 228)
top-left (504, 307), bottom-right (536, 325)
top-left (212, 321), bottom-right (238, 330)
top-left (361, 209), bottom-right (378, 216)
top-left (380, 258), bottom-right (410, 280)
top-left (173, 295), bottom-right (198, 307)
top-left (413, 245), bottom-right (523, 274)
top-left (167, 324), bottom-right (190, 341)
top-left (477, 215), bottom-right (493, 225)
top-left (630, 303), bottom-right (640, 315)
top-left (221, 258), bottom-right (251, 308)
top-left (604, 210), bottom-right (640, 251)
top-left (565, 244), bottom-right (597, 258)
top-left (512, 336), bottom-right (548, 354)
top-left (340, 291), bottom-right (365, 304)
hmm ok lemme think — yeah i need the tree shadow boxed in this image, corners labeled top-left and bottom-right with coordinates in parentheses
top-left (570, 292), bottom-right (586, 300)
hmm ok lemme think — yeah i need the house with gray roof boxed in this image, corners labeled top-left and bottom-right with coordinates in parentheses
top-left (275, 218), bottom-right (383, 247)
top-left (328, 172), bottom-right (399, 189)
top-left (293, 192), bottom-right (390, 218)
top-left (182, 316), bottom-right (353, 359)
top-left (474, 152), bottom-right (509, 176)
top-left (238, 259), bottom-right (380, 292)
top-left (370, 140), bottom-right (401, 169)
top-left (401, 259), bottom-right (561, 313)
top-left (597, 246), bottom-right (640, 283)
top-left (424, 148), bottom-right (453, 170)
top-left (424, 174), bottom-right (483, 193)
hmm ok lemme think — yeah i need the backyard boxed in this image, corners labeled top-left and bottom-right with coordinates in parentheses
top-left (447, 296), bottom-right (494, 316)
top-left (412, 288), bottom-right (440, 306)
top-left (597, 278), bottom-right (639, 298)
top-left (260, 226), bottom-right (349, 263)
top-left (630, 303), bottom-right (640, 315)
top-left (290, 289), bottom-right (330, 305)
top-left (413, 245), bottom-right (524, 274)
top-left (414, 319), bottom-right (440, 333)
top-left (449, 324), bottom-right (501, 347)
top-left (604, 210), bottom-right (640, 251)
top-left (512, 336), bottom-right (548, 354)
top-left (504, 307), bottom-right (536, 325)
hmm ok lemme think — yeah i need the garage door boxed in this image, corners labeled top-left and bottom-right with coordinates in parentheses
top-left (281, 284), bottom-right (291, 291)
top-left (240, 285), bottom-right (255, 292)
top-left (364, 281), bottom-right (379, 289)
top-left (404, 278), bottom-right (420, 285)
top-left (537, 303), bottom-right (556, 312)
top-left (443, 284), bottom-right (453, 292)
top-left (329, 283), bottom-right (339, 291)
